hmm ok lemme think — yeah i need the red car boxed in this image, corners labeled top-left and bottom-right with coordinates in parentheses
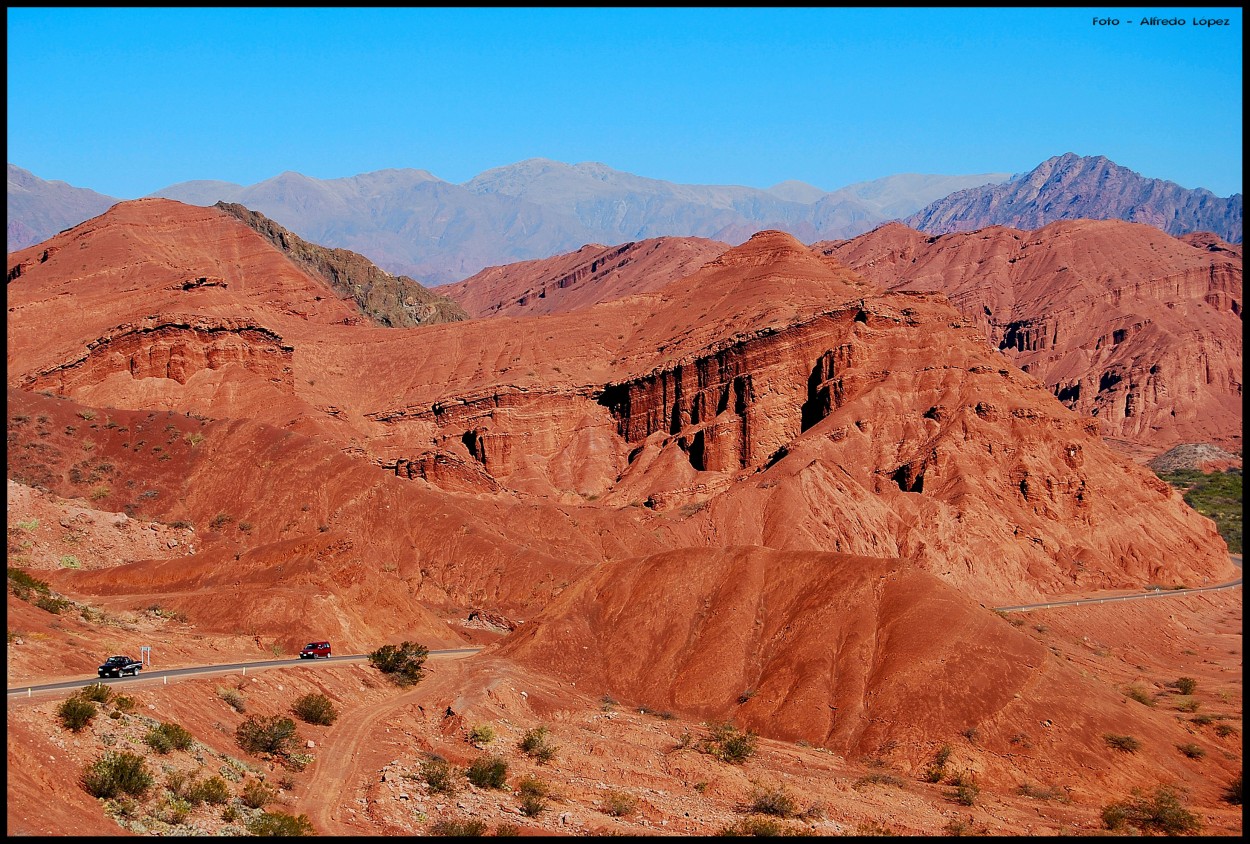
top-left (299, 641), bottom-right (331, 659)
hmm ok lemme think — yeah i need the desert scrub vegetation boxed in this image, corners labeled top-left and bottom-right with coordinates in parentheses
top-left (246, 810), bottom-right (315, 836)
top-left (465, 754), bottom-right (509, 789)
top-left (79, 682), bottom-right (114, 704)
top-left (1157, 468), bottom-right (1241, 552)
top-left (186, 775), bottom-right (232, 806)
top-left (292, 692), bottom-right (338, 725)
top-left (57, 694), bottom-right (99, 732)
top-left (468, 723), bottom-right (496, 746)
top-left (923, 744), bottom-right (953, 782)
top-left (367, 640), bottom-right (429, 686)
top-left (854, 771), bottom-right (906, 789)
top-left (144, 721), bottom-right (195, 754)
top-left (81, 751), bottom-right (153, 799)
top-left (420, 757), bottom-right (459, 795)
top-left (519, 725), bottom-right (558, 764)
top-left (1124, 684), bottom-right (1156, 706)
top-left (1224, 772), bottom-right (1242, 805)
top-left (1101, 786), bottom-right (1202, 834)
top-left (217, 686), bottom-right (246, 713)
top-left (516, 775), bottom-right (550, 816)
top-left (1177, 743), bottom-right (1206, 759)
top-left (747, 784), bottom-right (800, 817)
top-left (718, 816), bottom-right (810, 836)
top-left (7, 566), bottom-right (52, 601)
top-left (235, 714), bottom-right (300, 758)
top-left (1015, 783), bottom-right (1069, 803)
top-left (601, 790), bottom-right (638, 817)
top-left (1169, 676), bottom-right (1198, 695)
top-left (241, 779), bottom-right (276, 809)
top-left (429, 819), bottom-right (489, 836)
top-left (209, 512), bottom-right (234, 531)
top-left (1103, 733), bottom-right (1142, 753)
top-left (699, 721), bottom-right (758, 765)
top-left (946, 771), bottom-right (980, 806)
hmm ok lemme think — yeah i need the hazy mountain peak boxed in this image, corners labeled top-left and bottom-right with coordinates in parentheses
top-left (766, 180), bottom-right (829, 204)
top-left (906, 154), bottom-right (1241, 242)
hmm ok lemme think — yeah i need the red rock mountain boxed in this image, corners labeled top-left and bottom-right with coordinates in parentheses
top-left (7, 200), bottom-right (1231, 611)
top-left (5, 200), bottom-right (1238, 819)
top-left (817, 219), bottom-right (1242, 460)
top-left (904, 153), bottom-right (1242, 244)
top-left (440, 236), bottom-right (730, 318)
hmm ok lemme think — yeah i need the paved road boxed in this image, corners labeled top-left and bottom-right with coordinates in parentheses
top-left (6, 647), bottom-right (482, 699)
top-left (994, 554), bottom-right (1242, 613)
top-left (8, 556), bottom-right (1241, 696)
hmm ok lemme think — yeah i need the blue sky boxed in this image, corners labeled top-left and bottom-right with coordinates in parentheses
top-left (6, 7), bottom-right (1243, 198)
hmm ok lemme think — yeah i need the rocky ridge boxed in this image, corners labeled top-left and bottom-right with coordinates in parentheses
top-left (905, 153), bottom-right (1242, 244)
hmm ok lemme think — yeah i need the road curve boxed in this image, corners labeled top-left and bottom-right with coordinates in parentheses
top-left (993, 554), bottom-right (1242, 613)
top-left (5, 648), bottom-right (482, 699)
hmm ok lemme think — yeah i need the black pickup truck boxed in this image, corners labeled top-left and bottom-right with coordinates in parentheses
top-left (98, 655), bottom-right (143, 678)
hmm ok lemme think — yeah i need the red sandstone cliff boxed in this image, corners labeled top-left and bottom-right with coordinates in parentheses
top-left (6, 203), bottom-right (1233, 627)
top-left (816, 219), bottom-right (1242, 458)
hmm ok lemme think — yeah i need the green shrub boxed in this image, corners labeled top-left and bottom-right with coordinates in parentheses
top-left (367, 641), bottom-right (429, 686)
top-left (187, 775), bottom-right (231, 805)
top-left (430, 819), bottom-right (488, 836)
top-left (750, 785), bottom-right (799, 817)
top-left (292, 692), bottom-right (338, 725)
top-left (145, 721), bottom-right (195, 754)
top-left (494, 823), bottom-right (520, 836)
top-left (421, 758), bottom-right (458, 795)
top-left (1178, 743), bottom-right (1206, 759)
top-left (516, 776), bottom-right (549, 816)
top-left (78, 683), bottom-right (113, 704)
top-left (465, 754), bottom-right (508, 789)
top-left (1101, 786), bottom-right (1202, 834)
top-left (468, 723), bottom-right (495, 745)
top-left (236, 715), bottom-right (299, 756)
top-left (602, 790), bottom-right (637, 817)
top-left (34, 594), bottom-right (72, 614)
top-left (81, 751), bottom-right (153, 798)
top-left (519, 725), bottom-right (558, 764)
top-left (1171, 677), bottom-right (1198, 695)
top-left (158, 796), bottom-right (192, 824)
top-left (1103, 733), bottom-right (1141, 753)
top-left (1124, 685), bottom-right (1155, 706)
top-left (1215, 723), bottom-right (1238, 738)
top-left (1175, 697), bottom-right (1200, 712)
top-left (57, 696), bottom-right (97, 732)
top-left (7, 567), bottom-right (51, 600)
top-left (1224, 773), bottom-right (1242, 805)
top-left (946, 771), bottom-right (979, 806)
top-left (165, 769), bottom-right (203, 802)
top-left (700, 721), bottom-right (757, 765)
top-left (246, 811), bottom-right (315, 836)
top-left (242, 779), bottom-right (275, 808)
